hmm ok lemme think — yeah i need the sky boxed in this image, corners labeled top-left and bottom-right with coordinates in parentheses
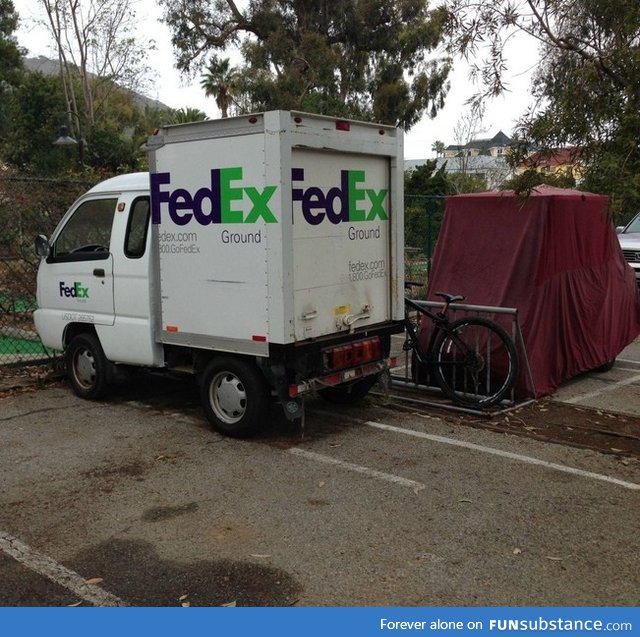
top-left (15, 0), bottom-right (539, 160)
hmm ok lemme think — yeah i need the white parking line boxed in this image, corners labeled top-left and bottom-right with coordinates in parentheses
top-left (0, 531), bottom-right (126, 607)
top-left (288, 448), bottom-right (425, 492)
top-left (363, 420), bottom-right (640, 491)
top-left (563, 372), bottom-right (640, 404)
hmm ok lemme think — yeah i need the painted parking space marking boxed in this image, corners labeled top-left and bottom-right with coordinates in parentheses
top-left (563, 372), bottom-right (640, 405)
top-left (288, 448), bottom-right (425, 492)
top-left (362, 420), bottom-right (640, 491)
top-left (0, 531), bottom-right (126, 607)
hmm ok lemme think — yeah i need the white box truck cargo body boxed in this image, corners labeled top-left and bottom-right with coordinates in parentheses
top-left (34, 111), bottom-right (405, 436)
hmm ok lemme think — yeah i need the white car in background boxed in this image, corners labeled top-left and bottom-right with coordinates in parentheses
top-left (617, 212), bottom-right (640, 282)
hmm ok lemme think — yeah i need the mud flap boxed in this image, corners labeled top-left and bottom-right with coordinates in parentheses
top-left (281, 397), bottom-right (304, 422)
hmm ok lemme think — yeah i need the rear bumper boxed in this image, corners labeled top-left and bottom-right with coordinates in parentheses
top-left (267, 320), bottom-right (404, 397)
top-left (288, 357), bottom-right (394, 397)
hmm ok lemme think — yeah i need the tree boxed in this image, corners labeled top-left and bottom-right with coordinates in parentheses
top-left (160, 0), bottom-right (452, 129)
top-left (445, 0), bottom-right (640, 220)
top-left (446, 107), bottom-right (487, 192)
top-left (521, 3), bottom-right (640, 220)
top-left (200, 56), bottom-right (239, 118)
top-left (0, 0), bottom-right (24, 134)
top-left (431, 140), bottom-right (445, 157)
top-left (1, 71), bottom-right (68, 174)
top-left (167, 107), bottom-right (209, 124)
top-left (1, 68), bottom-right (155, 175)
top-left (404, 160), bottom-right (451, 252)
top-left (0, 0), bottom-right (22, 83)
top-left (500, 168), bottom-right (576, 193)
top-left (35, 0), bottom-right (154, 140)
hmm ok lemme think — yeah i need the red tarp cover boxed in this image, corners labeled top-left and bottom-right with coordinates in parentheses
top-left (425, 186), bottom-right (640, 397)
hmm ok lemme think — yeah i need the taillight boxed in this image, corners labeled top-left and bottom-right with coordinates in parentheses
top-left (324, 337), bottom-right (382, 371)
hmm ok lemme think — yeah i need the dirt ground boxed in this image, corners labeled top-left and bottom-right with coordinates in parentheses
top-left (449, 400), bottom-right (640, 460)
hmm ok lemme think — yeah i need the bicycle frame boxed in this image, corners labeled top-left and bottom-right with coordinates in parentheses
top-left (403, 296), bottom-right (455, 368)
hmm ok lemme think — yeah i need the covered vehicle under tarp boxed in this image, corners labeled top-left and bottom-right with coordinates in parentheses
top-left (424, 186), bottom-right (640, 397)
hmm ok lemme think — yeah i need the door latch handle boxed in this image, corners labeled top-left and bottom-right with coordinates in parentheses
top-left (93, 268), bottom-right (105, 277)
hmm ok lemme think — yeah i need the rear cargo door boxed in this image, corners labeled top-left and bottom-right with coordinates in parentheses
top-left (292, 149), bottom-right (391, 340)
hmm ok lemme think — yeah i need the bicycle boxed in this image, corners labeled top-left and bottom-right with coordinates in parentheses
top-left (403, 285), bottom-right (519, 408)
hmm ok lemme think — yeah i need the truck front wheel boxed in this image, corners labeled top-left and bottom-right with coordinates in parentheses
top-left (66, 333), bottom-right (109, 400)
top-left (200, 357), bottom-right (269, 437)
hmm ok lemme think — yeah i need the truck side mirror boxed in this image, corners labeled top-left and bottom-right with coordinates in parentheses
top-left (35, 234), bottom-right (51, 258)
top-left (616, 226), bottom-right (625, 234)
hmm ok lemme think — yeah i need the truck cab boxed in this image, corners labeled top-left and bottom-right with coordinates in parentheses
top-left (35, 172), bottom-right (163, 373)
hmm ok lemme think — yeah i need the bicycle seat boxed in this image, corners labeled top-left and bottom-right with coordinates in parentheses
top-left (435, 292), bottom-right (465, 304)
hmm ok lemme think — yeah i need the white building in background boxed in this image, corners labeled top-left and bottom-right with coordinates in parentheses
top-left (405, 131), bottom-right (515, 191)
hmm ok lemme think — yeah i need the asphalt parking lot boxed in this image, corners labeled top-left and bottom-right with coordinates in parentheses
top-left (1, 345), bottom-right (639, 607)
top-left (553, 339), bottom-right (640, 415)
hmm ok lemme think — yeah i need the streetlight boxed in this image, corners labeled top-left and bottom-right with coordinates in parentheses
top-left (53, 124), bottom-right (87, 165)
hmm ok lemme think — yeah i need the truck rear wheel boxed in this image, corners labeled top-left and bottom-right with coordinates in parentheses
top-left (66, 333), bottom-right (109, 400)
top-left (200, 357), bottom-right (269, 437)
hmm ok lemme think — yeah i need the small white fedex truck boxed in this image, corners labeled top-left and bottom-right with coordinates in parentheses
top-left (34, 111), bottom-right (405, 436)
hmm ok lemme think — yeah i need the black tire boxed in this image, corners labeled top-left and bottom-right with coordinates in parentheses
top-left (432, 317), bottom-right (518, 409)
top-left (200, 357), bottom-right (269, 437)
top-left (65, 333), bottom-right (110, 399)
top-left (319, 375), bottom-right (378, 405)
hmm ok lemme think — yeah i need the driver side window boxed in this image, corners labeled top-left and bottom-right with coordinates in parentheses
top-left (52, 198), bottom-right (117, 261)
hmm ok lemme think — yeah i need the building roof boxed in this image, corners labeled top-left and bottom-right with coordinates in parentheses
top-left (445, 130), bottom-right (512, 152)
top-left (524, 147), bottom-right (582, 168)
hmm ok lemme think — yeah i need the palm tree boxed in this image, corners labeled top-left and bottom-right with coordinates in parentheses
top-left (432, 141), bottom-right (446, 157)
top-left (168, 107), bottom-right (208, 124)
top-left (200, 57), bottom-right (239, 118)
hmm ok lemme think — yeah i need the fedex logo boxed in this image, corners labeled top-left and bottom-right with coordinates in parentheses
top-left (59, 281), bottom-right (89, 299)
top-left (151, 168), bottom-right (277, 226)
top-left (151, 166), bottom-right (389, 229)
top-left (292, 168), bottom-right (388, 226)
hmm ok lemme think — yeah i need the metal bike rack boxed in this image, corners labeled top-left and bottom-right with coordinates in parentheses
top-left (389, 300), bottom-right (536, 415)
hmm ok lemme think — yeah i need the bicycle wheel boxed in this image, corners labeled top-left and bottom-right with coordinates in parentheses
top-left (432, 317), bottom-right (518, 408)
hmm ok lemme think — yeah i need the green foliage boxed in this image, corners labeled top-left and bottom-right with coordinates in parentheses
top-left (446, 0), bottom-right (640, 223)
top-left (0, 69), bottom-right (162, 175)
top-left (500, 168), bottom-right (576, 194)
top-left (403, 158), bottom-right (490, 250)
top-left (1, 72), bottom-right (68, 174)
top-left (0, 0), bottom-right (22, 80)
top-left (404, 160), bottom-right (447, 250)
top-left (166, 107), bottom-right (209, 124)
top-left (200, 57), bottom-right (239, 117)
top-left (405, 160), bottom-right (450, 197)
top-left (0, 0), bottom-right (24, 133)
top-left (447, 171), bottom-right (487, 194)
top-left (160, 0), bottom-right (451, 128)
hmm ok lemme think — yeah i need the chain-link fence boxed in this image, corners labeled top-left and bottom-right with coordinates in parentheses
top-left (0, 178), bottom-right (445, 369)
top-left (404, 194), bottom-right (445, 298)
top-left (0, 173), bottom-right (96, 369)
